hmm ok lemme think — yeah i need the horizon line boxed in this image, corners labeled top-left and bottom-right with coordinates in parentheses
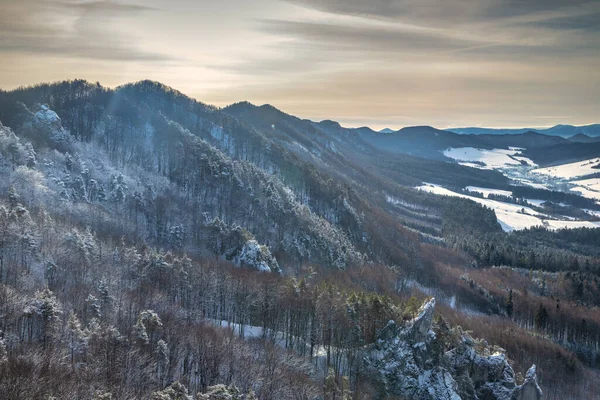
top-left (2, 78), bottom-right (598, 133)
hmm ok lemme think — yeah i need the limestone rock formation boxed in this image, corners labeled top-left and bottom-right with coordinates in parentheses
top-left (364, 297), bottom-right (542, 400)
top-left (512, 365), bottom-right (543, 400)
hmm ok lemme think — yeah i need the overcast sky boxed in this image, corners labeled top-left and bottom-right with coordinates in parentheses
top-left (1, 0), bottom-right (599, 129)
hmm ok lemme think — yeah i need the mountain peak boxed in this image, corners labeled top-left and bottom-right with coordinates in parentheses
top-left (398, 125), bottom-right (444, 134)
top-left (522, 130), bottom-right (543, 136)
top-left (318, 119), bottom-right (342, 129)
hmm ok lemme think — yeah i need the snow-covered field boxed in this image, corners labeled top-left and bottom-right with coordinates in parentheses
top-left (585, 209), bottom-right (600, 218)
top-left (544, 220), bottom-right (600, 230)
top-left (576, 178), bottom-right (600, 191)
top-left (569, 178), bottom-right (600, 201)
top-left (466, 186), bottom-right (512, 198)
top-left (524, 199), bottom-right (546, 207)
top-left (417, 183), bottom-right (600, 232)
top-left (445, 147), bottom-right (600, 203)
top-left (531, 160), bottom-right (600, 202)
top-left (444, 147), bottom-right (536, 169)
top-left (532, 158), bottom-right (600, 179)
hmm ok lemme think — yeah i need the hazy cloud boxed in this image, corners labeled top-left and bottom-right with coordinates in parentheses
top-left (0, 0), bottom-right (170, 61)
top-left (283, 0), bottom-right (600, 28)
top-left (67, 0), bottom-right (155, 13)
top-left (1, 0), bottom-right (598, 128)
top-left (260, 19), bottom-right (484, 54)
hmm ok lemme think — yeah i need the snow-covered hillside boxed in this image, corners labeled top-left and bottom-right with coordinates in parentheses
top-left (445, 147), bottom-right (600, 204)
top-left (417, 183), bottom-right (600, 232)
top-left (532, 158), bottom-right (600, 179)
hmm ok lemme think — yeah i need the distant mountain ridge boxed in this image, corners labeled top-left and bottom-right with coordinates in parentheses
top-left (221, 101), bottom-right (599, 165)
top-left (568, 133), bottom-right (600, 143)
top-left (448, 124), bottom-right (600, 138)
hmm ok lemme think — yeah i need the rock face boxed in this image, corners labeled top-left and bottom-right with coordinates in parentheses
top-left (237, 239), bottom-right (281, 273)
top-left (364, 298), bottom-right (542, 400)
top-left (18, 103), bottom-right (72, 150)
top-left (406, 297), bottom-right (436, 342)
top-left (512, 365), bottom-right (543, 400)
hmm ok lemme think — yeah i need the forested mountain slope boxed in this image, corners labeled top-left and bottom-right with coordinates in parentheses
top-left (0, 80), bottom-right (599, 399)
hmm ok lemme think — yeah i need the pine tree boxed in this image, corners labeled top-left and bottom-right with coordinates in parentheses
top-left (7, 185), bottom-right (19, 210)
top-left (506, 289), bottom-right (514, 319)
top-left (0, 329), bottom-right (7, 363)
top-left (534, 303), bottom-right (548, 332)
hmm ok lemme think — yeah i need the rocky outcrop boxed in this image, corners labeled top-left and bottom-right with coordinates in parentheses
top-left (237, 239), bottom-right (280, 273)
top-left (16, 103), bottom-right (72, 151)
top-left (406, 297), bottom-right (436, 342)
top-left (512, 365), bottom-right (543, 400)
top-left (364, 298), bottom-right (542, 400)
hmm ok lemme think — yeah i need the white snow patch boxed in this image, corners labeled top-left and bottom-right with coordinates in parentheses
top-left (544, 220), bottom-right (600, 230)
top-left (514, 179), bottom-right (548, 189)
top-left (385, 193), bottom-right (429, 210)
top-left (444, 147), bottom-right (536, 169)
top-left (525, 199), bottom-right (546, 207)
top-left (569, 178), bottom-right (600, 201)
top-left (532, 158), bottom-right (600, 179)
top-left (465, 186), bottom-right (512, 198)
top-left (584, 209), bottom-right (600, 218)
top-left (417, 183), bottom-right (600, 231)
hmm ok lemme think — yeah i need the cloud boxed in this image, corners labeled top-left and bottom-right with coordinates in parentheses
top-left (260, 19), bottom-right (484, 53)
top-left (282, 0), bottom-right (600, 28)
top-left (67, 0), bottom-right (155, 13)
top-left (201, 0), bottom-right (600, 128)
top-left (236, 0), bottom-right (599, 82)
top-left (271, 0), bottom-right (600, 57)
top-left (0, 0), bottom-right (171, 62)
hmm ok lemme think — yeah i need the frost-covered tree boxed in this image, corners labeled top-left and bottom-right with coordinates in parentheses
top-left (156, 339), bottom-right (169, 386)
top-left (151, 382), bottom-right (193, 400)
top-left (0, 330), bottom-right (8, 363)
top-left (110, 174), bottom-right (127, 203)
top-left (67, 312), bottom-right (88, 365)
top-left (134, 310), bottom-right (163, 344)
top-left (24, 289), bottom-right (63, 346)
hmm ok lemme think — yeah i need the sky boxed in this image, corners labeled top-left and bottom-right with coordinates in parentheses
top-left (1, 0), bottom-right (599, 130)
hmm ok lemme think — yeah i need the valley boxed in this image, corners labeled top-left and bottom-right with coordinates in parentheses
top-left (0, 80), bottom-right (598, 400)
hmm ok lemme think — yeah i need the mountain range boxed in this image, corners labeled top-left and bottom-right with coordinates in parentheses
top-left (221, 102), bottom-right (599, 165)
top-left (447, 124), bottom-right (600, 138)
top-left (0, 80), bottom-right (599, 400)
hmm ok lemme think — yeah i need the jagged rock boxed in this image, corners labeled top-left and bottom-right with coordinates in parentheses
top-left (364, 298), bottom-right (541, 400)
top-left (405, 297), bottom-right (436, 342)
top-left (17, 103), bottom-right (72, 150)
top-left (419, 367), bottom-right (462, 400)
top-left (238, 239), bottom-right (280, 273)
top-left (365, 298), bottom-right (461, 399)
top-left (34, 104), bottom-right (62, 129)
top-left (204, 220), bottom-right (281, 273)
top-left (512, 365), bottom-right (543, 400)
